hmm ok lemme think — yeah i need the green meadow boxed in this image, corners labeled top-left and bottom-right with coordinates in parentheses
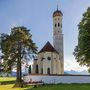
top-left (30, 84), bottom-right (90, 90)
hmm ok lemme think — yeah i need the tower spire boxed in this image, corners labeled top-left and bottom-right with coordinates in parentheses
top-left (57, 0), bottom-right (59, 10)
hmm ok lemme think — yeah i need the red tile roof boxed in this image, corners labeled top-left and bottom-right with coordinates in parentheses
top-left (38, 41), bottom-right (59, 54)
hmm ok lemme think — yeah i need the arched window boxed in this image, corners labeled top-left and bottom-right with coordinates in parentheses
top-left (47, 68), bottom-right (50, 74)
top-left (29, 65), bottom-right (31, 74)
top-left (58, 23), bottom-right (60, 27)
top-left (36, 64), bottom-right (38, 74)
top-left (55, 24), bottom-right (56, 27)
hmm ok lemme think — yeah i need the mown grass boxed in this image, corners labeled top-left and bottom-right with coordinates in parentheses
top-left (1, 84), bottom-right (90, 90)
top-left (26, 84), bottom-right (90, 90)
top-left (0, 77), bottom-right (32, 90)
top-left (0, 84), bottom-right (29, 90)
top-left (0, 77), bottom-right (16, 82)
top-left (0, 77), bottom-right (16, 85)
top-left (1, 77), bottom-right (90, 90)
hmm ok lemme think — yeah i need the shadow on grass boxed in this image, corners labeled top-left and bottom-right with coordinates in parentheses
top-left (23, 84), bottom-right (45, 90)
top-left (24, 88), bottom-right (33, 90)
top-left (0, 80), bottom-right (15, 85)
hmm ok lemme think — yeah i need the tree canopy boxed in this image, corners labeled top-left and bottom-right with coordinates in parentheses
top-left (0, 26), bottom-right (37, 87)
top-left (73, 7), bottom-right (90, 71)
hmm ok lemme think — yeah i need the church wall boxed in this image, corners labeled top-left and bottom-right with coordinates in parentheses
top-left (32, 60), bottom-right (37, 74)
top-left (52, 53), bottom-right (62, 74)
top-left (42, 52), bottom-right (52, 74)
top-left (38, 52), bottom-right (52, 74)
top-left (32, 51), bottom-right (62, 74)
top-left (24, 75), bottom-right (90, 84)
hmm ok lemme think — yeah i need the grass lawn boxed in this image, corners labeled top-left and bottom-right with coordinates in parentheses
top-left (0, 84), bottom-right (31, 90)
top-left (29, 84), bottom-right (90, 90)
top-left (1, 77), bottom-right (90, 90)
top-left (0, 77), bottom-right (16, 82)
top-left (0, 77), bottom-right (32, 90)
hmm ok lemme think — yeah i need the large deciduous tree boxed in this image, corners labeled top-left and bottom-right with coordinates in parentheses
top-left (0, 26), bottom-right (37, 87)
top-left (73, 7), bottom-right (90, 72)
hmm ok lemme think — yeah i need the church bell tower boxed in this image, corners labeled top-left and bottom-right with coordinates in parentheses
top-left (53, 8), bottom-right (64, 73)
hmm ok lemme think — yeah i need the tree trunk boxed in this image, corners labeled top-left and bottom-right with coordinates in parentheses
top-left (14, 41), bottom-right (23, 87)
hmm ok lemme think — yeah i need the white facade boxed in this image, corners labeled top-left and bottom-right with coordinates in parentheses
top-left (53, 11), bottom-right (63, 54)
top-left (53, 10), bottom-right (64, 73)
top-left (33, 51), bottom-right (63, 74)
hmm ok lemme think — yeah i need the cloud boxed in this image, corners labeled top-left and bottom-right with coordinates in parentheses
top-left (64, 56), bottom-right (87, 71)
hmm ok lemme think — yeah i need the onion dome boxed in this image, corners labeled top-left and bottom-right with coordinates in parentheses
top-left (53, 9), bottom-right (63, 17)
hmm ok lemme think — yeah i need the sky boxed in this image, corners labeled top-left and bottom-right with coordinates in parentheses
top-left (0, 0), bottom-right (90, 71)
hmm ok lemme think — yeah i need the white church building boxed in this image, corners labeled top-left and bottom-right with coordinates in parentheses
top-left (32, 8), bottom-right (64, 75)
top-left (24, 8), bottom-right (90, 84)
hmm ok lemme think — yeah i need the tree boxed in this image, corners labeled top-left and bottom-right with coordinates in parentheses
top-left (73, 7), bottom-right (90, 72)
top-left (0, 26), bottom-right (37, 87)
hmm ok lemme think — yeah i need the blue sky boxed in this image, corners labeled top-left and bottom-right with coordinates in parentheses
top-left (0, 0), bottom-right (90, 71)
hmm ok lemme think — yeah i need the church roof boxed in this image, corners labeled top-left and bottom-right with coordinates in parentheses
top-left (38, 41), bottom-right (59, 54)
top-left (53, 9), bottom-right (63, 17)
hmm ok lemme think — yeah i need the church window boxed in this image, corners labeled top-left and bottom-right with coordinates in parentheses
top-left (29, 65), bottom-right (31, 74)
top-left (41, 68), bottom-right (43, 74)
top-left (55, 24), bottom-right (56, 27)
top-left (36, 64), bottom-right (38, 74)
top-left (58, 23), bottom-right (60, 27)
top-left (41, 57), bottom-right (44, 61)
top-left (47, 57), bottom-right (51, 60)
top-left (47, 68), bottom-right (50, 74)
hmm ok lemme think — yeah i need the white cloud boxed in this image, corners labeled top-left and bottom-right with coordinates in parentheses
top-left (64, 56), bottom-right (87, 71)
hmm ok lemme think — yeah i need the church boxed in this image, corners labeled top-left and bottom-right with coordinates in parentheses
top-left (24, 4), bottom-right (90, 85)
top-left (32, 8), bottom-right (64, 75)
